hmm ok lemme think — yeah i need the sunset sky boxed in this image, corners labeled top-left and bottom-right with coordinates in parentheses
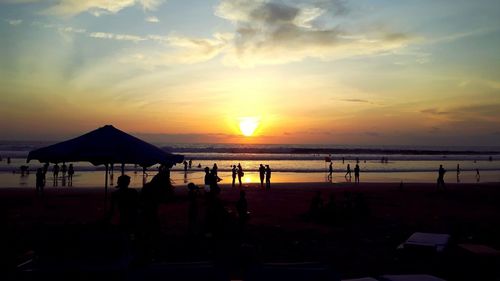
top-left (1, 0), bottom-right (499, 145)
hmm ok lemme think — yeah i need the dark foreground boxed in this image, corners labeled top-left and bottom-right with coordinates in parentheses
top-left (1, 182), bottom-right (500, 280)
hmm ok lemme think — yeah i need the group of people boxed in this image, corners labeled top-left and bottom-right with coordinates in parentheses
top-left (328, 162), bottom-right (361, 184)
top-left (257, 164), bottom-right (272, 189)
top-left (35, 162), bottom-right (75, 194)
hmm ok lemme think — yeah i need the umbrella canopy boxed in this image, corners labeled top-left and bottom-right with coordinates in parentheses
top-left (27, 125), bottom-right (183, 167)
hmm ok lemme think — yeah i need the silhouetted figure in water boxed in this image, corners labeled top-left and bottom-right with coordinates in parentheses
top-left (68, 164), bottom-right (74, 186)
top-left (345, 164), bottom-right (352, 181)
top-left (7, 157), bottom-right (11, 164)
top-left (356, 157), bottom-right (359, 164)
top-left (231, 165), bottom-right (237, 188)
top-left (328, 162), bottom-right (333, 180)
top-left (213, 163), bottom-right (218, 176)
top-left (188, 159), bottom-right (192, 169)
top-left (183, 160), bottom-right (188, 172)
top-left (197, 163), bottom-right (202, 168)
top-left (259, 164), bottom-right (265, 188)
top-left (52, 164), bottom-right (60, 186)
top-left (36, 168), bottom-right (45, 196)
top-left (237, 163), bottom-right (244, 187)
top-left (354, 164), bottom-right (360, 184)
top-left (476, 169), bottom-right (480, 182)
top-left (109, 175), bottom-right (139, 233)
top-left (265, 165), bottom-right (272, 190)
top-left (236, 190), bottom-right (248, 225)
top-left (437, 165), bottom-right (446, 189)
top-left (342, 157), bottom-right (345, 164)
top-left (456, 164), bottom-right (460, 183)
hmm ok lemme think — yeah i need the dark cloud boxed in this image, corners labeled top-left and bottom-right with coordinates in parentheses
top-left (339, 98), bottom-right (371, 103)
top-left (420, 108), bottom-right (449, 115)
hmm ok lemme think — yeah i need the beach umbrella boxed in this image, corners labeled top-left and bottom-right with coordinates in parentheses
top-left (27, 125), bottom-right (184, 200)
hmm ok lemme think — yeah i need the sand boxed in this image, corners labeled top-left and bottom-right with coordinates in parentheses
top-left (1, 181), bottom-right (500, 280)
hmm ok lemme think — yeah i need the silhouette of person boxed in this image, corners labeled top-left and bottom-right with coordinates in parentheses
top-left (328, 162), bottom-right (333, 180)
top-left (188, 159), bottom-right (192, 169)
top-left (204, 167), bottom-right (212, 192)
top-left (53, 164), bottom-right (60, 186)
top-left (197, 163), bottom-right (202, 168)
top-left (476, 169), bottom-right (480, 182)
top-left (61, 163), bottom-right (67, 178)
top-left (354, 164), bottom-right (360, 184)
top-left (68, 164), bottom-right (74, 186)
top-left (265, 165), bottom-right (272, 190)
top-left (231, 165), bottom-right (237, 188)
top-left (43, 163), bottom-right (49, 175)
top-left (345, 164), bottom-right (352, 181)
top-left (109, 175), bottom-right (139, 233)
top-left (259, 164), bottom-right (265, 188)
top-left (437, 165), bottom-right (446, 189)
top-left (35, 168), bottom-right (45, 196)
top-left (210, 169), bottom-right (221, 194)
top-left (236, 190), bottom-right (248, 225)
top-left (237, 163), bottom-right (244, 187)
top-left (183, 160), bottom-right (188, 172)
top-left (456, 164), bottom-right (460, 183)
top-left (7, 157), bottom-right (11, 164)
top-left (342, 157), bottom-right (344, 164)
top-left (213, 163), bottom-right (218, 176)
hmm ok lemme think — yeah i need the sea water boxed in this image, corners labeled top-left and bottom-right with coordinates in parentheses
top-left (0, 141), bottom-right (499, 188)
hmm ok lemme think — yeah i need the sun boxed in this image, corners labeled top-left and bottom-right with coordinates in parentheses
top-left (239, 117), bottom-right (259, 137)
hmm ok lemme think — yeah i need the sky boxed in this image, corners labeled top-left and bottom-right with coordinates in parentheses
top-left (1, 0), bottom-right (499, 145)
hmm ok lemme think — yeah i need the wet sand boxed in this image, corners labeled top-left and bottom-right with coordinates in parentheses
top-left (1, 182), bottom-right (500, 280)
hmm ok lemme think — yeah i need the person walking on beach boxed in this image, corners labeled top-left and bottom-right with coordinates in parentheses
top-left (265, 165), bottom-right (272, 190)
top-left (237, 163), bottom-right (244, 187)
top-left (354, 164), bottom-right (360, 184)
top-left (345, 164), bottom-right (352, 181)
top-left (259, 164), bottom-right (266, 188)
top-left (35, 168), bottom-right (45, 196)
top-left (328, 162), bottom-right (333, 180)
top-left (68, 164), bottom-right (74, 186)
top-left (437, 165), bottom-right (446, 189)
top-left (231, 165), bottom-right (237, 188)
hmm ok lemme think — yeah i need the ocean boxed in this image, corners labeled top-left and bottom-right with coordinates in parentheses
top-left (1, 141), bottom-right (499, 188)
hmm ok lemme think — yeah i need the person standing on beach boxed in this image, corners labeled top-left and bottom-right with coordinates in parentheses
top-left (437, 165), bottom-right (446, 189)
top-left (237, 163), bottom-right (244, 187)
top-left (188, 159), bottom-right (192, 169)
top-left (265, 165), bottom-right (272, 190)
top-left (52, 163), bottom-right (60, 186)
top-left (109, 175), bottom-right (139, 233)
top-left (35, 168), bottom-right (45, 196)
top-left (259, 164), bottom-right (266, 188)
top-left (231, 165), bottom-right (237, 188)
top-left (61, 163), bottom-right (67, 178)
top-left (476, 169), bottom-right (480, 182)
top-left (354, 164), bottom-right (360, 184)
top-left (456, 164), bottom-right (460, 183)
top-left (328, 162), bottom-right (333, 180)
top-left (345, 164), bottom-right (352, 181)
top-left (68, 164), bottom-right (74, 186)
top-left (183, 160), bottom-right (188, 172)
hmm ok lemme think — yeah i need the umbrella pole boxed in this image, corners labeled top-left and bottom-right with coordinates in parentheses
top-left (104, 164), bottom-right (109, 208)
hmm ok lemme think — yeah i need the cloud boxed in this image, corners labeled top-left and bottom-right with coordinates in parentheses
top-left (339, 98), bottom-right (371, 103)
top-left (89, 32), bottom-right (146, 42)
top-left (42, 0), bottom-right (164, 17)
top-left (145, 16), bottom-right (159, 23)
top-left (6, 19), bottom-right (23, 25)
top-left (420, 108), bottom-right (449, 115)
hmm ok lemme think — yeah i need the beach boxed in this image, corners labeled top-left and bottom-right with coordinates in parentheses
top-left (2, 181), bottom-right (500, 280)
